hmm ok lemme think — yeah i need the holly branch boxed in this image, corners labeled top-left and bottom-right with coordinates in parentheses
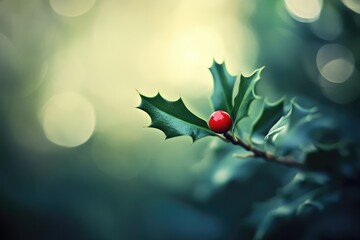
top-left (222, 132), bottom-right (304, 168)
top-left (137, 60), bottom-right (321, 169)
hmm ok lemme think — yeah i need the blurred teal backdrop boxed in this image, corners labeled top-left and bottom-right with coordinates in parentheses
top-left (0, 0), bottom-right (359, 239)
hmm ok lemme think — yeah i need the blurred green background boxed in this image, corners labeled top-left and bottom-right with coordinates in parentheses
top-left (0, 0), bottom-right (359, 239)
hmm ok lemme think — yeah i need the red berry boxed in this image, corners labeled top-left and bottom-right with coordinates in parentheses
top-left (208, 110), bottom-right (232, 133)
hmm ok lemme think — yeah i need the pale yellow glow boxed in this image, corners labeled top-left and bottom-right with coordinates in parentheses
top-left (50, 0), bottom-right (96, 17)
top-left (83, 1), bottom-right (254, 128)
top-left (284, 0), bottom-right (323, 22)
top-left (44, 0), bottom-right (256, 179)
top-left (42, 92), bottom-right (96, 147)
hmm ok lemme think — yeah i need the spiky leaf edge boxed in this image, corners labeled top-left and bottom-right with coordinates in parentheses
top-left (137, 92), bottom-right (216, 142)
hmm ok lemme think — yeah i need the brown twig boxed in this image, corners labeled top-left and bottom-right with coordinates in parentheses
top-left (223, 132), bottom-right (304, 169)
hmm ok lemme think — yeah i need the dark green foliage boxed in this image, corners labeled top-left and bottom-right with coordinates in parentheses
top-left (138, 60), bottom-right (342, 172)
top-left (139, 56), bottom-right (360, 239)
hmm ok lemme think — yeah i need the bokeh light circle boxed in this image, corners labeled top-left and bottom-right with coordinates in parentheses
top-left (316, 44), bottom-right (354, 83)
top-left (342, 0), bottom-right (360, 14)
top-left (284, 0), bottom-right (323, 23)
top-left (50, 0), bottom-right (96, 17)
top-left (42, 92), bottom-right (96, 147)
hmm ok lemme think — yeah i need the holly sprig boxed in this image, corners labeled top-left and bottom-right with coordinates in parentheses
top-left (137, 60), bottom-right (342, 171)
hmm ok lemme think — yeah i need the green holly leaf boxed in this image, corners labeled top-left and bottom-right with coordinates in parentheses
top-left (232, 67), bottom-right (264, 132)
top-left (137, 93), bottom-right (215, 141)
top-left (264, 100), bottom-right (319, 160)
top-left (265, 100), bottom-right (317, 145)
top-left (209, 60), bottom-right (236, 114)
top-left (251, 98), bottom-right (284, 141)
top-left (264, 110), bottom-right (290, 146)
